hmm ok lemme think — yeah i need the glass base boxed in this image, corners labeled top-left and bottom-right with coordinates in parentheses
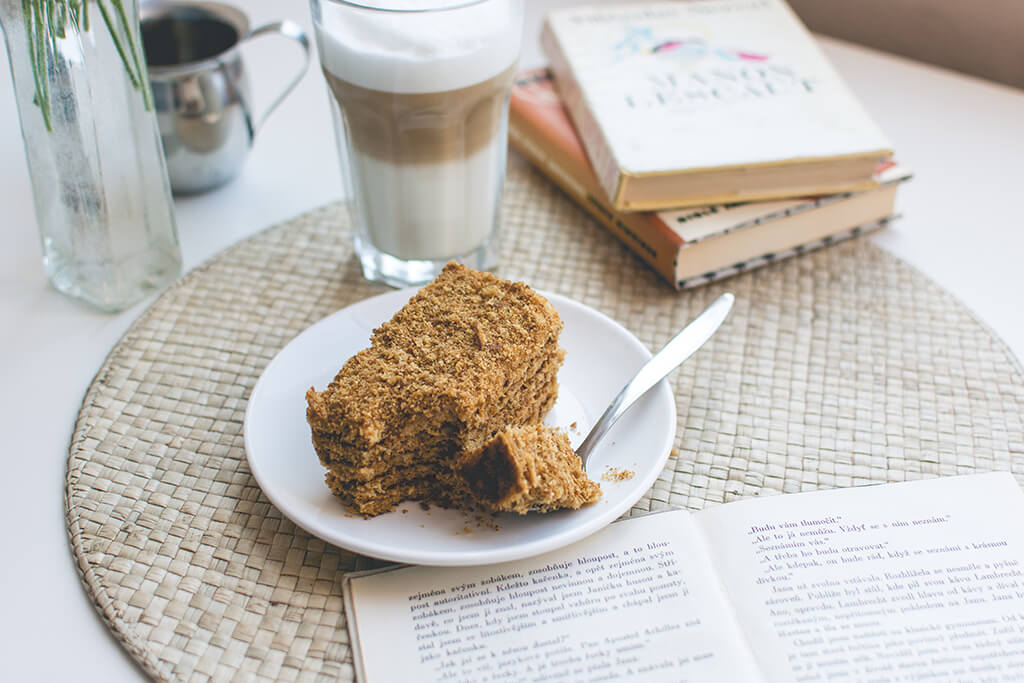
top-left (354, 233), bottom-right (499, 289)
top-left (45, 243), bottom-right (182, 313)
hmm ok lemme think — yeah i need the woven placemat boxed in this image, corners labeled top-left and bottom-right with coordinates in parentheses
top-left (66, 157), bottom-right (1024, 682)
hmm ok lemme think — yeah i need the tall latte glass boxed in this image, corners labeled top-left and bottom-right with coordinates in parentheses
top-left (309, 0), bottom-right (524, 287)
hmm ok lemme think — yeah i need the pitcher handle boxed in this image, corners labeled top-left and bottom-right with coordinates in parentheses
top-left (244, 19), bottom-right (311, 133)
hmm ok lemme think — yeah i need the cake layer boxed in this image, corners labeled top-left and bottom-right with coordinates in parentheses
top-left (314, 367), bottom-right (560, 516)
top-left (321, 441), bottom-right (453, 484)
top-left (306, 263), bottom-right (563, 447)
top-left (310, 351), bottom-right (562, 470)
top-left (457, 425), bottom-right (602, 514)
top-left (325, 462), bottom-right (477, 517)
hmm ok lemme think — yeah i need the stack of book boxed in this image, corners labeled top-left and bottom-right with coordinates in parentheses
top-left (512, 0), bottom-right (910, 289)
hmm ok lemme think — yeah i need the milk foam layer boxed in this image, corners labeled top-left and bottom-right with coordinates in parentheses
top-left (316, 0), bottom-right (521, 93)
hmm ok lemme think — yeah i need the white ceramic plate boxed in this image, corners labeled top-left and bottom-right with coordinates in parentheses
top-left (244, 289), bottom-right (676, 566)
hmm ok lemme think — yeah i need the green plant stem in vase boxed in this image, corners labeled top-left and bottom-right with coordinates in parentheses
top-left (1, 0), bottom-right (182, 312)
top-left (23, 0), bottom-right (155, 129)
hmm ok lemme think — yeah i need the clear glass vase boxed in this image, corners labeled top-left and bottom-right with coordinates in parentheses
top-left (0, 0), bottom-right (182, 312)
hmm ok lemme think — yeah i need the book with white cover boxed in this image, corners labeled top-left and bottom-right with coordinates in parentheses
top-left (541, 0), bottom-right (893, 211)
top-left (342, 472), bottom-right (1024, 681)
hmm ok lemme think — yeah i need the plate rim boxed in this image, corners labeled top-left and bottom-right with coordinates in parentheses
top-left (244, 288), bottom-right (677, 566)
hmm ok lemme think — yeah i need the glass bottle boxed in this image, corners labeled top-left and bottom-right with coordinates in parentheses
top-left (0, 0), bottom-right (182, 312)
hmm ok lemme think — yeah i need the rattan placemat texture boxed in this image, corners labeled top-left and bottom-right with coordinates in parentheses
top-left (66, 158), bottom-right (1024, 681)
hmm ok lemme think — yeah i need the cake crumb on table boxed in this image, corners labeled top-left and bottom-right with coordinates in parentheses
top-left (473, 514), bottom-right (502, 532)
top-left (601, 467), bottom-right (635, 482)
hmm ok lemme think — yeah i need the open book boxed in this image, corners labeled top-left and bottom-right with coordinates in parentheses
top-left (343, 472), bottom-right (1024, 681)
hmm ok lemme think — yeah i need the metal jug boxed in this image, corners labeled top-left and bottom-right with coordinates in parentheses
top-left (142, 1), bottom-right (310, 193)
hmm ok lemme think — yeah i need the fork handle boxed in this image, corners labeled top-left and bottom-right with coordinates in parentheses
top-left (576, 293), bottom-right (734, 467)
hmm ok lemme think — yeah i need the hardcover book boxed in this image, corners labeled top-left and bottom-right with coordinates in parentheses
top-left (540, 0), bottom-right (894, 211)
top-left (509, 69), bottom-right (911, 289)
top-left (342, 472), bottom-right (1024, 681)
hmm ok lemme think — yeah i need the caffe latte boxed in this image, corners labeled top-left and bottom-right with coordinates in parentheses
top-left (313, 0), bottom-right (522, 269)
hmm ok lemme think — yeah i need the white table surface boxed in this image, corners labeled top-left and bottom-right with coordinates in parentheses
top-left (2, 1), bottom-right (1023, 679)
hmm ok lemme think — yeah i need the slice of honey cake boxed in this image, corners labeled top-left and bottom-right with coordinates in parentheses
top-left (456, 425), bottom-right (602, 515)
top-left (305, 262), bottom-right (565, 517)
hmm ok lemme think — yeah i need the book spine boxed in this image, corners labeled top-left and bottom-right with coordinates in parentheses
top-left (508, 117), bottom-right (683, 288)
top-left (540, 20), bottom-right (624, 210)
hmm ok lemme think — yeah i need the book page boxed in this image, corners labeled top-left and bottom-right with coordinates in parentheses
top-left (344, 511), bottom-right (763, 682)
top-left (696, 472), bottom-right (1024, 681)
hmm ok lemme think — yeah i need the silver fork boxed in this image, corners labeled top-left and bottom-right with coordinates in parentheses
top-left (575, 293), bottom-right (735, 467)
